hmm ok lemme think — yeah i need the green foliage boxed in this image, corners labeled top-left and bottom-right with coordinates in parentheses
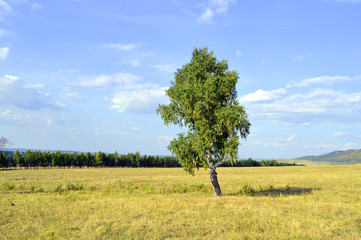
top-left (66, 182), bottom-right (84, 191)
top-left (2, 182), bottom-right (16, 191)
top-left (238, 184), bottom-right (256, 196)
top-left (157, 47), bottom-right (250, 174)
top-left (222, 158), bottom-right (301, 167)
top-left (54, 184), bottom-right (64, 193)
top-left (0, 151), bottom-right (8, 169)
top-left (54, 183), bottom-right (84, 193)
top-left (1, 149), bottom-right (301, 170)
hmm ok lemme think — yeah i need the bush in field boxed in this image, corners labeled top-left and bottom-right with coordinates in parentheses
top-left (238, 184), bottom-right (256, 196)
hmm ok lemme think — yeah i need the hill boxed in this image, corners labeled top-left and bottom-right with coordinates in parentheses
top-left (296, 149), bottom-right (361, 164)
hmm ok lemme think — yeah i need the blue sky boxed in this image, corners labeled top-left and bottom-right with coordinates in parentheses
top-left (1, 0), bottom-right (360, 159)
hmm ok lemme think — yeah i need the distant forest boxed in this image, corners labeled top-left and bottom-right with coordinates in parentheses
top-left (0, 150), bottom-right (300, 170)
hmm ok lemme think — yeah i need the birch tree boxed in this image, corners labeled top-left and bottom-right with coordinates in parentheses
top-left (157, 47), bottom-right (250, 196)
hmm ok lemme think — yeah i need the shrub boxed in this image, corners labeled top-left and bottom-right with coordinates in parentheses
top-left (66, 182), bottom-right (84, 191)
top-left (238, 184), bottom-right (256, 196)
top-left (2, 182), bottom-right (15, 191)
top-left (54, 184), bottom-right (64, 193)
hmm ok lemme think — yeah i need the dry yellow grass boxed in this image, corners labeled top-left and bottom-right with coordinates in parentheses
top-left (1, 165), bottom-right (361, 239)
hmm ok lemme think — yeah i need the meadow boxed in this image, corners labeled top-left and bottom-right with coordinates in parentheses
top-left (1, 165), bottom-right (361, 239)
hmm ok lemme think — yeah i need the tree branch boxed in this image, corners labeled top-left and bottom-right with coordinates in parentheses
top-left (214, 155), bottom-right (230, 168)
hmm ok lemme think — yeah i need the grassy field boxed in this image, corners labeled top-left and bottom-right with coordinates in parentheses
top-left (1, 166), bottom-right (361, 239)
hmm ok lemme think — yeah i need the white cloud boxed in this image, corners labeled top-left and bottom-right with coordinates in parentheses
top-left (131, 126), bottom-right (142, 131)
top-left (199, 8), bottom-right (214, 22)
top-left (56, 101), bottom-right (66, 108)
top-left (0, 74), bottom-right (18, 84)
top-left (236, 50), bottom-right (243, 56)
top-left (314, 143), bottom-right (338, 150)
top-left (74, 73), bottom-right (142, 88)
top-left (333, 131), bottom-right (347, 137)
top-left (287, 134), bottom-right (295, 141)
top-left (158, 135), bottom-right (174, 141)
top-left (264, 89), bottom-right (361, 116)
top-left (0, 47), bottom-right (9, 60)
top-left (248, 140), bottom-right (263, 148)
top-left (0, 29), bottom-right (10, 37)
top-left (0, 0), bottom-right (12, 14)
top-left (0, 75), bottom-right (61, 110)
top-left (343, 142), bottom-right (359, 150)
top-left (32, 2), bottom-right (42, 10)
top-left (153, 64), bottom-right (177, 73)
top-left (240, 77), bottom-right (361, 124)
top-left (1, 107), bottom-right (71, 126)
top-left (240, 88), bottom-right (287, 103)
top-left (198, 0), bottom-right (236, 23)
top-left (123, 59), bottom-right (141, 67)
top-left (292, 53), bottom-right (311, 62)
top-left (22, 83), bottom-right (45, 89)
top-left (157, 135), bottom-right (174, 145)
top-left (292, 55), bottom-right (305, 62)
top-left (104, 43), bottom-right (141, 51)
top-left (110, 87), bottom-right (168, 113)
top-left (59, 91), bottom-right (82, 101)
top-left (265, 142), bottom-right (282, 147)
top-left (286, 75), bottom-right (352, 88)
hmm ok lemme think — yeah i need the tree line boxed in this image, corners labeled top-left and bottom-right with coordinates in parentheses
top-left (0, 150), bottom-right (300, 170)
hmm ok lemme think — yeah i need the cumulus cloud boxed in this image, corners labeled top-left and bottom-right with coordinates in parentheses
top-left (0, 0), bottom-right (12, 14)
top-left (153, 64), bottom-right (177, 73)
top-left (240, 88), bottom-right (287, 103)
top-left (333, 131), bottom-right (347, 137)
top-left (239, 75), bottom-right (361, 124)
top-left (59, 91), bottom-right (83, 101)
top-left (292, 56), bottom-right (305, 62)
top-left (0, 47), bottom-right (9, 60)
top-left (110, 87), bottom-right (168, 113)
top-left (264, 89), bottom-right (360, 117)
top-left (32, 2), bottom-right (42, 10)
top-left (123, 59), bottom-right (141, 67)
top-left (286, 75), bottom-right (353, 88)
top-left (74, 73), bottom-right (143, 88)
top-left (314, 143), bottom-right (338, 150)
top-left (236, 50), bottom-right (243, 56)
top-left (287, 134), bottom-right (295, 141)
top-left (0, 75), bottom-right (61, 110)
top-left (72, 72), bottom-right (169, 114)
top-left (0, 29), bottom-right (10, 37)
top-left (104, 43), bottom-right (141, 51)
top-left (292, 53), bottom-right (311, 62)
top-left (343, 142), bottom-right (359, 150)
top-left (198, 0), bottom-right (236, 23)
top-left (22, 83), bottom-right (45, 89)
top-left (1, 107), bottom-right (71, 126)
top-left (157, 135), bottom-right (174, 145)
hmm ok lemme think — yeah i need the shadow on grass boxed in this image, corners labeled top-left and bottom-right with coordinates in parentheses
top-left (228, 186), bottom-right (321, 197)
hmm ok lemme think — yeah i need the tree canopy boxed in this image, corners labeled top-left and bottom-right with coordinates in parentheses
top-left (157, 47), bottom-right (250, 196)
top-left (0, 137), bottom-right (10, 148)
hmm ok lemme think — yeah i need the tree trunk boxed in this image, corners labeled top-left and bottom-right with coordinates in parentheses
top-left (208, 162), bottom-right (223, 196)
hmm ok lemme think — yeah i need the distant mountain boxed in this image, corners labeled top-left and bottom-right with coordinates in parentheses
top-left (296, 149), bottom-right (361, 164)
